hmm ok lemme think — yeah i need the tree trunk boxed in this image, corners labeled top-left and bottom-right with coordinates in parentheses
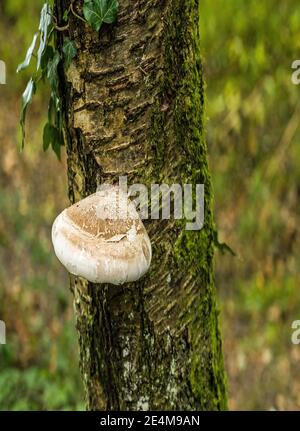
top-left (55, 0), bottom-right (227, 410)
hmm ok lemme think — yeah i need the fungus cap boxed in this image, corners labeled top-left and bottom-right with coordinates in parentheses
top-left (52, 187), bottom-right (152, 285)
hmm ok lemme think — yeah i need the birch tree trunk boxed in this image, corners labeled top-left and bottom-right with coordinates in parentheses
top-left (55, 0), bottom-right (227, 410)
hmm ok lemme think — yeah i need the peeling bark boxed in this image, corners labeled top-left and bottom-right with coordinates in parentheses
top-left (55, 0), bottom-right (227, 410)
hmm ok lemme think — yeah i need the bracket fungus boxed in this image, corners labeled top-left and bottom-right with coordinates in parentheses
top-left (51, 186), bottom-right (152, 285)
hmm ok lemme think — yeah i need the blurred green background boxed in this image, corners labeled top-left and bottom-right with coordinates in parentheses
top-left (0, 0), bottom-right (300, 410)
top-left (0, 0), bottom-right (84, 410)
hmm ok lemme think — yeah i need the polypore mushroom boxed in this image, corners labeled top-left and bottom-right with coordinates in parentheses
top-left (51, 186), bottom-right (152, 285)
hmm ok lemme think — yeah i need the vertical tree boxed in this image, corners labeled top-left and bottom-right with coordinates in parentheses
top-left (54, 0), bottom-right (227, 410)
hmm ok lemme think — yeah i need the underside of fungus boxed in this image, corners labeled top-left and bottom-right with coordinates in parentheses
top-left (52, 186), bottom-right (152, 285)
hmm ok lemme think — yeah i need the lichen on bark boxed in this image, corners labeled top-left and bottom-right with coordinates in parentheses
top-left (55, 0), bottom-right (227, 410)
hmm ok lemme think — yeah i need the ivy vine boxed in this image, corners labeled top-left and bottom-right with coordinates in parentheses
top-left (18, 0), bottom-right (119, 159)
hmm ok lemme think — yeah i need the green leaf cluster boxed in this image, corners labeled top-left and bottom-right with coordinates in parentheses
top-left (18, 0), bottom-right (119, 157)
top-left (17, 2), bottom-right (77, 158)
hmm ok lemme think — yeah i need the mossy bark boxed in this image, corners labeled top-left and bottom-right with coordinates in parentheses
top-left (55, 0), bottom-right (227, 410)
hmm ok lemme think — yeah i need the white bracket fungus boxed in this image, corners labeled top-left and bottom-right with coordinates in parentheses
top-left (52, 186), bottom-right (152, 285)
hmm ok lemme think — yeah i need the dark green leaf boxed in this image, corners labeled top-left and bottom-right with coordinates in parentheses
top-left (47, 51), bottom-right (61, 93)
top-left (52, 127), bottom-right (64, 160)
top-left (41, 45), bottom-right (54, 72)
top-left (43, 123), bottom-right (53, 151)
top-left (62, 38), bottom-right (77, 69)
top-left (20, 78), bottom-right (37, 148)
top-left (37, 3), bottom-right (52, 70)
top-left (52, 135), bottom-right (62, 160)
top-left (43, 123), bottom-right (63, 160)
top-left (83, 0), bottom-right (119, 32)
top-left (17, 33), bottom-right (39, 73)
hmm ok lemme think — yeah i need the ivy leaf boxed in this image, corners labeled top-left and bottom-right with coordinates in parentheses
top-left (20, 78), bottom-right (36, 148)
top-left (83, 0), bottom-right (119, 32)
top-left (62, 38), bottom-right (77, 69)
top-left (43, 122), bottom-right (63, 159)
top-left (17, 33), bottom-right (39, 73)
top-left (51, 130), bottom-right (63, 160)
top-left (43, 122), bottom-right (54, 151)
top-left (41, 45), bottom-right (54, 73)
top-left (37, 3), bottom-right (52, 70)
top-left (47, 51), bottom-right (61, 94)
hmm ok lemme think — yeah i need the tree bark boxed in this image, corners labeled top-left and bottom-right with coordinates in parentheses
top-left (55, 0), bottom-right (227, 410)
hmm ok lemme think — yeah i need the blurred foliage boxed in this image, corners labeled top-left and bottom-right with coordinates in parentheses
top-left (200, 0), bottom-right (300, 410)
top-left (1, 1), bottom-right (43, 84)
top-left (0, 0), bottom-right (84, 411)
top-left (0, 0), bottom-right (300, 411)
